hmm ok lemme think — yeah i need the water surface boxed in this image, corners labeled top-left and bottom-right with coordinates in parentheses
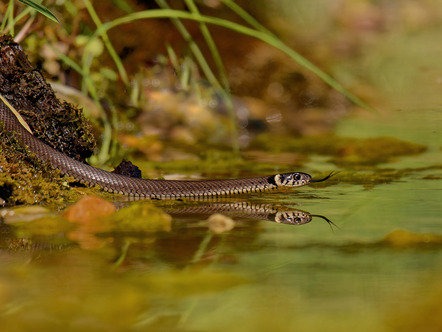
top-left (0, 106), bottom-right (441, 332)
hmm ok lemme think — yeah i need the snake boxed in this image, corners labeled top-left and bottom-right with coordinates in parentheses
top-left (0, 100), bottom-right (332, 199)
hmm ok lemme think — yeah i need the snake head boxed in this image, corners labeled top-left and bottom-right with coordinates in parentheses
top-left (274, 172), bottom-right (312, 187)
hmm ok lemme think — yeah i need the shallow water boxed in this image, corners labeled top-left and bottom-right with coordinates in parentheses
top-left (0, 106), bottom-right (440, 332)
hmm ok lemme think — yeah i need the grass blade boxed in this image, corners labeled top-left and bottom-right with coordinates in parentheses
top-left (0, 94), bottom-right (33, 134)
top-left (221, 0), bottom-right (274, 36)
top-left (83, 0), bottom-right (129, 86)
top-left (18, 0), bottom-right (59, 23)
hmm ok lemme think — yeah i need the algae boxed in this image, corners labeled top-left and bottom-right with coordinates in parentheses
top-left (254, 133), bottom-right (427, 166)
top-left (0, 126), bottom-right (82, 205)
top-left (105, 201), bottom-right (172, 234)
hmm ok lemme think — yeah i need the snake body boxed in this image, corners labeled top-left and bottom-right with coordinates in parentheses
top-left (0, 100), bottom-right (316, 199)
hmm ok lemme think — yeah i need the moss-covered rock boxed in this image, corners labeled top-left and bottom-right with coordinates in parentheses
top-left (0, 126), bottom-right (82, 205)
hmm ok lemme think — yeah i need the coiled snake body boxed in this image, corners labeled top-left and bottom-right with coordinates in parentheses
top-left (0, 101), bottom-right (329, 199)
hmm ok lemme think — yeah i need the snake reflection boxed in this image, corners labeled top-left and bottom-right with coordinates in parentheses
top-left (159, 201), bottom-right (335, 227)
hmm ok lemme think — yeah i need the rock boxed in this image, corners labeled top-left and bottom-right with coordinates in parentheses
top-left (1, 206), bottom-right (52, 223)
top-left (63, 196), bottom-right (116, 223)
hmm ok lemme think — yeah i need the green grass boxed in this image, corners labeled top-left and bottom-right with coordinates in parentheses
top-left (2, 1), bottom-right (376, 163)
top-left (18, 0), bottom-right (58, 22)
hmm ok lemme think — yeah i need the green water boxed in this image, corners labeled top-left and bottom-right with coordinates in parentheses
top-left (0, 107), bottom-right (440, 332)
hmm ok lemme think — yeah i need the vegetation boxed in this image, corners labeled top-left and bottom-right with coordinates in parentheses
top-left (1, 0), bottom-right (372, 161)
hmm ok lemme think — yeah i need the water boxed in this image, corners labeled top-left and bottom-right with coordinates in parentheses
top-left (0, 107), bottom-right (440, 331)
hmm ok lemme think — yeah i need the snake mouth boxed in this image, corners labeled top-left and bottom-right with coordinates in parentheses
top-left (310, 172), bottom-right (336, 183)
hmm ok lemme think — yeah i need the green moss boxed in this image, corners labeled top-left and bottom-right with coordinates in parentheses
top-left (104, 201), bottom-right (172, 234)
top-left (254, 134), bottom-right (427, 166)
top-left (12, 215), bottom-right (73, 238)
top-left (0, 128), bottom-right (83, 205)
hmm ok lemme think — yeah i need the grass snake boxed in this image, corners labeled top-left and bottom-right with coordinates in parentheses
top-left (0, 100), bottom-right (331, 199)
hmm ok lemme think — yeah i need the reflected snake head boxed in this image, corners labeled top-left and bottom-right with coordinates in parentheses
top-left (274, 172), bottom-right (312, 187)
top-left (275, 211), bottom-right (312, 225)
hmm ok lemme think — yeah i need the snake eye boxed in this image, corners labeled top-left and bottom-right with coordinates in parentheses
top-left (294, 173), bottom-right (301, 181)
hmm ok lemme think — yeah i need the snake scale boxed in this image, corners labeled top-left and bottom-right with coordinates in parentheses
top-left (0, 100), bottom-right (331, 199)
